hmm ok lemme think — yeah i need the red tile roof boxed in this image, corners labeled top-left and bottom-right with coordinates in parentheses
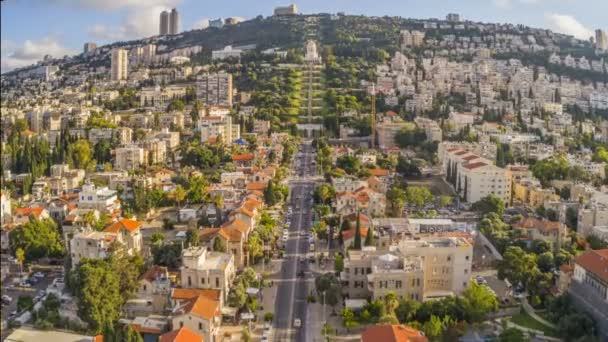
top-left (14, 207), bottom-right (45, 218)
top-left (362, 324), bottom-right (427, 342)
top-left (575, 249), bottom-right (608, 283)
top-left (171, 288), bottom-right (222, 302)
top-left (180, 294), bottom-right (220, 320)
top-left (454, 151), bottom-right (469, 156)
top-left (104, 218), bottom-right (142, 233)
top-left (514, 217), bottom-right (561, 233)
top-left (140, 265), bottom-right (168, 282)
top-left (369, 168), bottom-right (389, 177)
top-left (342, 227), bottom-right (369, 241)
top-left (246, 182), bottom-right (267, 191)
top-left (462, 162), bottom-right (488, 170)
top-left (159, 327), bottom-right (204, 342)
top-left (232, 154), bottom-right (254, 162)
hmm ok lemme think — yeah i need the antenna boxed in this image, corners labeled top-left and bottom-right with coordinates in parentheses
top-left (371, 83), bottom-right (376, 149)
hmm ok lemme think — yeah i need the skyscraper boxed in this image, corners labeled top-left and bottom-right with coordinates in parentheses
top-left (110, 48), bottom-right (128, 81)
top-left (596, 29), bottom-right (608, 51)
top-left (170, 8), bottom-right (180, 35)
top-left (159, 10), bottom-right (169, 36)
top-left (83, 42), bottom-right (97, 54)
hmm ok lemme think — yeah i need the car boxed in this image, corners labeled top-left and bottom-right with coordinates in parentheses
top-left (282, 236), bottom-right (288, 242)
top-left (294, 318), bottom-right (302, 328)
top-left (1, 295), bottom-right (12, 304)
top-left (33, 272), bottom-right (45, 278)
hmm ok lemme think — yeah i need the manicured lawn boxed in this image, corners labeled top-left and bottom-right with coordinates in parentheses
top-left (510, 312), bottom-right (559, 337)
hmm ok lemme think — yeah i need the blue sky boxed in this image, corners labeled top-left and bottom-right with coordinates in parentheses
top-left (1, 0), bottom-right (607, 72)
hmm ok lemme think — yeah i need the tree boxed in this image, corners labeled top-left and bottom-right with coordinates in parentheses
top-left (16, 247), bottom-right (25, 277)
top-left (150, 232), bottom-right (165, 247)
top-left (498, 246), bottom-right (539, 289)
top-left (395, 297), bottom-right (421, 323)
top-left (71, 259), bottom-right (122, 333)
top-left (67, 139), bottom-right (93, 169)
top-left (186, 228), bottom-right (200, 247)
top-left (213, 237), bottom-right (227, 252)
top-left (422, 315), bottom-right (443, 340)
top-left (438, 196), bottom-right (453, 207)
top-left (461, 281), bottom-right (499, 322)
top-left (335, 155), bottom-right (361, 175)
top-left (187, 176), bottom-right (209, 204)
top-left (472, 194), bottom-right (505, 216)
top-left (247, 233), bottom-right (263, 262)
top-left (334, 253), bottom-right (344, 273)
top-left (499, 328), bottom-right (526, 342)
top-left (405, 186), bottom-right (434, 209)
top-left (264, 180), bottom-right (279, 206)
top-left (353, 212), bottom-right (362, 250)
top-left (365, 226), bottom-right (375, 246)
top-left (387, 186), bottom-right (406, 216)
top-left (10, 218), bottom-right (65, 262)
top-left (537, 251), bottom-right (555, 273)
top-left (341, 308), bottom-right (359, 331)
top-left (125, 325), bottom-right (144, 342)
top-left (17, 295), bottom-right (34, 311)
top-left (172, 185), bottom-right (187, 208)
top-left (152, 242), bottom-right (182, 269)
top-left (384, 292), bottom-right (399, 317)
top-left (558, 313), bottom-right (596, 340)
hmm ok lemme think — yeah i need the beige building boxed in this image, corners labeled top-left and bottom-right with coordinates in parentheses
top-left (199, 116), bottom-right (240, 143)
top-left (342, 236), bottom-right (473, 301)
top-left (140, 85), bottom-right (187, 108)
top-left (512, 178), bottom-right (559, 208)
top-left (376, 118), bottom-right (409, 149)
top-left (78, 183), bottom-right (120, 214)
top-left (180, 247), bottom-right (236, 301)
top-left (110, 48), bottom-right (128, 81)
top-left (171, 294), bottom-right (220, 342)
top-left (115, 146), bottom-right (146, 171)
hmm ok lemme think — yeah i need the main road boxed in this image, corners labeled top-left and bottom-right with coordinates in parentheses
top-left (273, 141), bottom-right (316, 342)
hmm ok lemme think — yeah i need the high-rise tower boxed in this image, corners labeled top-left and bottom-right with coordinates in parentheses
top-left (170, 8), bottom-right (180, 35)
top-left (159, 11), bottom-right (169, 35)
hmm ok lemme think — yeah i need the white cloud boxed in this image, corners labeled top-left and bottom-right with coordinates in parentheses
top-left (33, 0), bottom-right (180, 11)
top-left (1, 37), bottom-right (75, 72)
top-left (545, 13), bottom-right (594, 40)
top-left (493, 0), bottom-right (544, 8)
top-left (493, 0), bottom-right (512, 8)
top-left (88, 4), bottom-right (174, 41)
top-left (192, 18), bottom-right (210, 30)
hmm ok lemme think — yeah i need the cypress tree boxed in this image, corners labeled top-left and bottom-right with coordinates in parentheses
top-left (365, 226), bottom-right (374, 246)
top-left (353, 211), bottom-right (362, 250)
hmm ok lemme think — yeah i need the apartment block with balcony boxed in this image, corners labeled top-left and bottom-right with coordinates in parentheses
top-left (78, 183), bottom-right (120, 214)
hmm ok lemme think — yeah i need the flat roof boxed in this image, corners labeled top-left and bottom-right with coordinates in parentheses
top-left (5, 327), bottom-right (95, 342)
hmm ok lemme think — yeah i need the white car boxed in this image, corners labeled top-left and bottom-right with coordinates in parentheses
top-left (294, 318), bottom-right (301, 328)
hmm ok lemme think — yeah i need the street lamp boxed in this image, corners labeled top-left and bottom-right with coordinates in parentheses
top-left (323, 290), bottom-right (327, 341)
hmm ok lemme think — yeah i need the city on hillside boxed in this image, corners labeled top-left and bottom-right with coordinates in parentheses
top-left (1, 2), bottom-right (608, 342)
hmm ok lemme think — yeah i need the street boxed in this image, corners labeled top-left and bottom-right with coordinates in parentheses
top-left (273, 141), bottom-right (316, 342)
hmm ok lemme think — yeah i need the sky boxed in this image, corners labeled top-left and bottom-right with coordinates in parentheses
top-left (1, 0), bottom-right (607, 72)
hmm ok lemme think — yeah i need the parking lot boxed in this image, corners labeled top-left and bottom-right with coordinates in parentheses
top-left (1, 267), bottom-right (61, 327)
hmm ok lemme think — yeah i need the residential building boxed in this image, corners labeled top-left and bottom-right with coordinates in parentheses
top-left (115, 146), bottom-right (146, 171)
top-left (446, 13), bottom-right (461, 22)
top-left (1, 191), bottom-right (12, 224)
top-left (199, 116), bottom-right (240, 143)
top-left (569, 249), bottom-right (608, 339)
top-left (376, 117), bottom-right (409, 149)
top-left (274, 4), bottom-right (298, 16)
top-left (512, 217), bottom-right (567, 251)
top-left (196, 72), bottom-right (233, 107)
top-left (140, 85), bottom-right (187, 107)
top-left (512, 178), bottom-right (560, 208)
top-left (110, 48), bottom-right (128, 81)
top-left (180, 246), bottom-right (236, 301)
top-left (170, 294), bottom-right (221, 342)
top-left (69, 230), bottom-right (115, 265)
top-left (78, 183), bottom-right (120, 214)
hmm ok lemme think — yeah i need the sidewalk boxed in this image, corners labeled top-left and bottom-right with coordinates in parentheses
top-left (521, 298), bottom-right (557, 329)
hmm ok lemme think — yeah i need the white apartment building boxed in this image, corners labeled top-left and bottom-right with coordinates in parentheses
top-left (180, 247), bottom-right (236, 301)
top-left (110, 48), bottom-right (128, 81)
top-left (140, 85), bottom-right (187, 108)
top-left (78, 183), bottom-right (120, 214)
top-left (115, 146), bottom-right (146, 171)
top-left (199, 116), bottom-right (240, 143)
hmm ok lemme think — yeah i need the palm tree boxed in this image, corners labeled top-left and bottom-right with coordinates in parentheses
top-left (172, 185), bottom-right (187, 208)
top-left (16, 248), bottom-right (25, 278)
top-left (384, 292), bottom-right (399, 317)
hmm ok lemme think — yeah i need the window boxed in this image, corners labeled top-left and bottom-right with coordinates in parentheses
top-left (464, 269), bottom-right (468, 274)
top-left (216, 278), bottom-right (220, 287)
top-left (202, 278), bottom-right (205, 285)
top-left (199, 322), bottom-right (203, 330)
top-left (447, 256), bottom-right (451, 261)
top-left (465, 255), bottom-right (470, 261)
top-left (188, 276), bottom-right (192, 286)
top-left (354, 268), bottom-right (358, 275)
top-left (143, 285), bottom-right (147, 291)
top-left (396, 280), bottom-right (402, 289)
top-left (180, 322), bottom-right (184, 328)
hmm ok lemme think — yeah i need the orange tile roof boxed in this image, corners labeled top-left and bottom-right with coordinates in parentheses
top-left (222, 218), bottom-right (249, 234)
top-left (131, 323), bottom-right (163, 334)
top-left (180, 294), bottom-right (220, 320)
top-left (462, 155), bottom-right (479, 161)
top-left (104, 218), bottom-right (142, 233)
top-left (171, 288), bottom-right (222, 302)
top-left (232, 153), bottom-right (254, 162)
top-left (199, 228), bottom-right (221, 241)
top-left (160, 327), bottom-right (204, 342)
top-left (575, 249), bottom-right (608, 283)
top-left (362, 324), bottom-right (428, 342)
top-left (454, 151), bottom-right (469, 156)
top-left (218, 227), bottom-right (243, 242)
top-left (369, 168), bottom-right (389, 177)
top-left (246, 182), bottom-right (267, 191)
top-left (342, 227), bottom-right (369, 241)
top-left (14, 207), bottom-right (45, 218)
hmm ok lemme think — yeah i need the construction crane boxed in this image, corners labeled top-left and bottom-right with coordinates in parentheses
top-left (370, 83), bottom-right (376, 149)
